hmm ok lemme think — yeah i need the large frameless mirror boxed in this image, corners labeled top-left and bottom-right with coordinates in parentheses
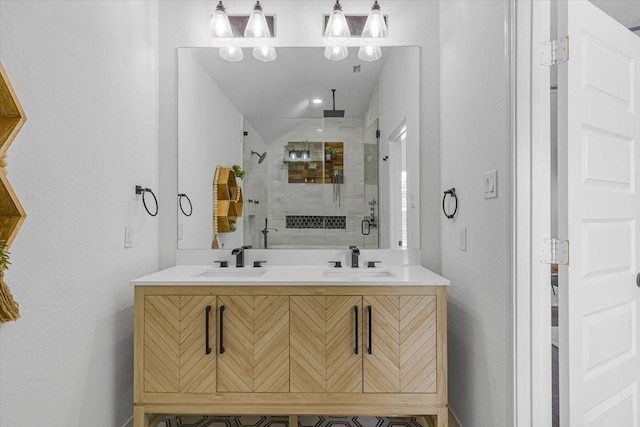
top-left (177, 46), bottom-right (419, 250)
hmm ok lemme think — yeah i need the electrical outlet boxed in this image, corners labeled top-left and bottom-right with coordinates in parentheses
top-left (459, 226), bottom-right (467, 251)
top-left (125, 225), bottom-right (134, 248)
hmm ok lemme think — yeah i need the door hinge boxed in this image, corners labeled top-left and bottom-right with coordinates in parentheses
top-left (375, 129), bottom-right (380, 139)
top-left (541, 238), bottom-right (569, 265)
top-left (541, 36), bottom-right (569, 66)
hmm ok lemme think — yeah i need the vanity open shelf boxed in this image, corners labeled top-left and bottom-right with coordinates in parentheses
top-left (133, 283), bottom-right (448, 427)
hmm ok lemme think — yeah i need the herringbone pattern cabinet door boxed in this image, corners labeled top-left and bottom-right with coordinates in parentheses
top-left (290, 296), bottom-right (327, 392)
top-left (400, 296), bottom-right (437, 393)
top-left (144, 296), bottom-right (180, 393)
top-left (217, 296), bottom-right (254, 392)
top-left (363, 296), bottom-right (400, 393)
top-left (179, 296), bottom-right (217, 393)
top-left (254, 296), bottom-right (289, 392)
top-left (327, 296), bottom-right (362, 393)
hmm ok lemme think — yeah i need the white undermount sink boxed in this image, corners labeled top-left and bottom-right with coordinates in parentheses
top-left (322, 269), bottom-right (395, 279)
top-left (196, 268), bottom-right (267, 278)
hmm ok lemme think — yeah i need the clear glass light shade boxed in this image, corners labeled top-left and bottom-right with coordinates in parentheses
top-left (324, 46), bottom-right (349, 61)
top-left (361, 2), bottom-right (388, 42)
top-left (253, 46), bottom-right (277, 62)
top-left (324, 1), bottom-right (351, 44)
top-left (244, 1), bottom-right (271, 40)
top-left (358, 46), bottom-right (382, 61)
top-left (219, 46), bottom-right (244, 62)
top-left (207, 2), bottom-right (233, 41)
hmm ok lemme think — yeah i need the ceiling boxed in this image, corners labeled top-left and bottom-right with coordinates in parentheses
top-left (193, 47), bottom-right (389, 120)
top-left (590, 0), bottom-right (640, 32)
top-left (191, 47), bottom-right (390, 144)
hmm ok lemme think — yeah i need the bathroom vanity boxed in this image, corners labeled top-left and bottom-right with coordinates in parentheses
top-left (132, 265), bottom-right (449, 427)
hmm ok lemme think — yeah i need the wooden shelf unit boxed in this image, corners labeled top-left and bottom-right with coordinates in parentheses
top-left (0, 63), bottom-right (26, 247)
top-left (214, 166), bottom-right (243, 233)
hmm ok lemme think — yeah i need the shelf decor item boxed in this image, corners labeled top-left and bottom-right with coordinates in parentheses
top-left (0, 63), bottom-right (26, 323)
top-left (232, 164), bottom-right (245, 179)
top-left (325, 146), bottom-right (338, 161)
top-left (0, 240), bottom-right (18, 322)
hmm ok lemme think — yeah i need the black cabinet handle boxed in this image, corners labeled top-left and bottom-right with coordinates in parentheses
top-left (205, 305), bottom-right (212, 355)
top-left (219, 305), bottom-right (225, 354)
top-left (354, 306), bottom-right (359, 355)
top-left (367, 305), bottom-right (372, 355)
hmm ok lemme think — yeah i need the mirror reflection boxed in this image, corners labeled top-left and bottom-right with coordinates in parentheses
top-left (177, 47), bottom-right (419, 250)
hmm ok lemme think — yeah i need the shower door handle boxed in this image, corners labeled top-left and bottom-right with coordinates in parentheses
top-left (361, 219), bottom-right (371, 236)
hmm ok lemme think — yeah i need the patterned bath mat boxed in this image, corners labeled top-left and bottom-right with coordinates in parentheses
top-left (159, 415), bottom-right (426, 427)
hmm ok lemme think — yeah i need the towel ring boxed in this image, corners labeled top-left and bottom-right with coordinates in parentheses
top-left (442, 188), bottom-right (457, 219)
top-left (136, 185), bottom-right (158, 217)
top-left (178, 193), bottom-right (193, 217)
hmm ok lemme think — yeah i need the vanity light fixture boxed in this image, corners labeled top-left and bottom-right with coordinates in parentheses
top-left (324, 46), bottom-right (349, 61)
top-left (358, 45), bottom-right (382, 61)
top-left (361, 1), bottom-right (388, 42)
top-left (244, 2), bottom-right (277, 61)
top-left (244, 1), bottom-right (271, 40)
top-left (219, 46), bottom-right (244, 62)
top-left (253, 46), bottom-right (277, 62)
top-left (324, 0), bottom-right (351, 43)
top-left (207, 1), bottom-right (234, 41)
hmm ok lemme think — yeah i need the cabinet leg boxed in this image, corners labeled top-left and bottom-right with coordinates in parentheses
top-left (436, 407), bottom-right (449, 427)
top-left (289, 415), bottom-right (299, 427)
top-left (134, 406), bottom-right (149, 427)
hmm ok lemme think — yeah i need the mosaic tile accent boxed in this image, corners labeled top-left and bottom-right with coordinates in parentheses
top-left (159, 416), bottom-right (424, 427)
top-left (286, 215), bottom-right (346, 229)
top-left (286, 215), bottom-right (324, 229)
top-left (324, 216), bottom-right (346, 229)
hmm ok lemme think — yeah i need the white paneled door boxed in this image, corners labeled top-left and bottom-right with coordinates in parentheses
top-left (558, 1), bottom-right (640, 425)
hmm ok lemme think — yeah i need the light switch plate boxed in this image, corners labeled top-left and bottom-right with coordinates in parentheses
top-left (459, 226), bottom-right (467, 251)
top-left (125, 225), bottom-right (134, 248)
top-left (483, 170), bottom-right (498, 199)
top-left (178, 223), bottom-right (184, 240)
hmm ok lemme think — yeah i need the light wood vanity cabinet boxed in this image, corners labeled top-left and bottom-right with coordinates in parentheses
top-left (134, 285), bottom-right (448, 427)
top-left (142, 295), bottom-right (217, 394)
top-left (217, 295), bottom-right (290, 393)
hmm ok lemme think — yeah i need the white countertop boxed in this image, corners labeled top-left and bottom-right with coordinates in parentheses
top-left (131, 264), bottom-right (449, 286)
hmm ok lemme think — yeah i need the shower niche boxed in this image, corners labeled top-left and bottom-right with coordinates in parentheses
top-left (285, 141), bottom-right (343, 184)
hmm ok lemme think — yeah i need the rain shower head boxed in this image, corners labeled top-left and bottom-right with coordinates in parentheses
top-left (251, 151), bottom-right (267, 164)
top-left (324, 89), bottom-right (345, 118)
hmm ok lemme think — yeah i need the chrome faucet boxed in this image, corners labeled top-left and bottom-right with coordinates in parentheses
top-left (231, 245), bottom-right (252, 268)
top-left (349, 245), bottom-right (360, 268)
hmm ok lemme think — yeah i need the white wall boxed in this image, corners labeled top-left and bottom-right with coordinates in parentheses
top-left (178, 49), bottom-right (243, 250)
top-left (380, 46), bottom-right (420, 249)
top-left (158, 1), bottom-right (441, 273)
top-left (0, 1), bottom-right (159, 426)
top-left (439, 1), bottom-right (510, 425)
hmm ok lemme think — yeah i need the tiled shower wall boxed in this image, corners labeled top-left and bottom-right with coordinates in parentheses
top-left (266, 118), bottom-right (366, 248)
